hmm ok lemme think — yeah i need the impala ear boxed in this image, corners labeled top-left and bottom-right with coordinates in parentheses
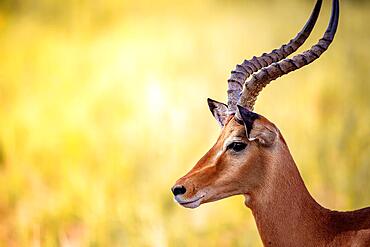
top-left (237, 105), bottom-right (277, 147)
top-left (207, 98), bottom-right (229, 127)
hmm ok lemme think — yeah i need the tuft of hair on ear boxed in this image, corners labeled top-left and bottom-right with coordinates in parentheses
top-left (237, 105), bottom-right (260, 137)
top-left (207, 98), bottom-right (229, 127)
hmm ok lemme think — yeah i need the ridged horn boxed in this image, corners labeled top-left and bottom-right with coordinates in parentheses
top-left (227, 0), bottom-right (323, 114)
top-left (237, 0), bottom-right (339, 116)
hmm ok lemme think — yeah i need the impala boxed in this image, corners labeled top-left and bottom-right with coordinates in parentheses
top-left (171, 0), bottom-right (370, 246)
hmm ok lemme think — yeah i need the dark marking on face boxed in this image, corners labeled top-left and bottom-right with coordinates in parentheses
top-left (237, 105), bottom-right (260, 137)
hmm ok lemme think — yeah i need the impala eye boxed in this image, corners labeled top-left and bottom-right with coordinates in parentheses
top-left (227, 142), bottom-right (247, 152)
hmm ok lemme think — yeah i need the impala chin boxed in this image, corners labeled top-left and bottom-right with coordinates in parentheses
top-left (174, 194), bottom-right (206, 209)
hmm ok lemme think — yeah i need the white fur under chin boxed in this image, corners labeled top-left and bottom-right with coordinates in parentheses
top-left (180, 199), bottom-right (202, 209)
top-left (174, 194), bottom-right (205, 209)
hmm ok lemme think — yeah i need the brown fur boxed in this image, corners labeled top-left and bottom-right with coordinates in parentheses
top-left (173, 116), bottom-right (370, 246)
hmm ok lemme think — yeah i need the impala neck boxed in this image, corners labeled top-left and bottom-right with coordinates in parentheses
top-left (246, 142), bottom-right (331, 246)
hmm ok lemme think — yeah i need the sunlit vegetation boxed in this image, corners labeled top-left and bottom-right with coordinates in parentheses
top-left (0, 0), bottom-right (369, 246)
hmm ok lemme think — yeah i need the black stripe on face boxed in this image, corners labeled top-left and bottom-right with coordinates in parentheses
top-left (237, 105), bottom-right (260, 137)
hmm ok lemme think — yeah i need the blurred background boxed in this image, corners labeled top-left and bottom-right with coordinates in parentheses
top-left (0, 0), bottom-right (369, 246)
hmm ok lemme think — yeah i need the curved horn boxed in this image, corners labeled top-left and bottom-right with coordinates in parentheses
top-left (237, 0), bottom-right (339, 115)
top-left (227, 0), bottom-right (323, 114)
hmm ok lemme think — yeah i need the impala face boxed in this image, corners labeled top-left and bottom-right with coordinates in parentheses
top-left (172, 105), bottom-right (279, 208)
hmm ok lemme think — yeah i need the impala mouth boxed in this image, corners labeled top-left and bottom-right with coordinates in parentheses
top-left (175, 195), bottom-right (205, 209)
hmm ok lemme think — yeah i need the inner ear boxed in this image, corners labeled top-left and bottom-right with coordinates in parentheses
top-left (249, 124), bottom-right (277, 147)
top-left (207, 98), bottom-right (229, 127)
top-left (237, 105), bottom-right (277, 146)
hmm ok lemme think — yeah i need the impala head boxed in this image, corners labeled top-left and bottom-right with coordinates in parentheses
top-left (172, 0), bottom-right (339, 209)
top-left (172, 105), bottom-right (282, 208)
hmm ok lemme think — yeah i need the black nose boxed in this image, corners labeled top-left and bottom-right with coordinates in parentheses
top-left (172, 185), bottom-right (186, 196)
